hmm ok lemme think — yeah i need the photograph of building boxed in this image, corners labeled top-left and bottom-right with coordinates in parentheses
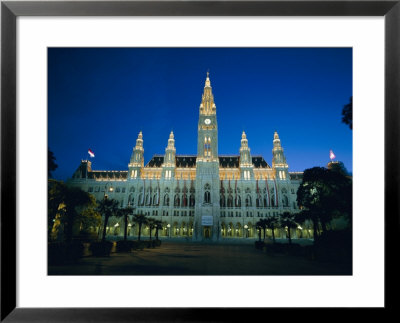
top-left (48, 48), bottom-right (352, 275)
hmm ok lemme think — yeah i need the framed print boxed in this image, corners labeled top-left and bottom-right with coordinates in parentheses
top-left (1, 0), bottom-right (399, 321)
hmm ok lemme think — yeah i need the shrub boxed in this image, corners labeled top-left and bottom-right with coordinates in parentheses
top-left (144, 240), bottom-right (155, 248)
top-left (314, 230), bottom-right (352, 263)
top-left (76, 231), bottom-right (98, 242)
top-left (89, 241), bottom-right (114, 257)
top-left (116, 240), bottom-right (135, 253)
top-left (48, 241), bottom-right (84, 265)
top-left (132, 241), bottom-right (145, 250)
top-left (255, 241), bottom-right (265, 249)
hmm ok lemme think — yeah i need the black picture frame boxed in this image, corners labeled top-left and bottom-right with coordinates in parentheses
top-left (1, 1), bottom-right (398, 321)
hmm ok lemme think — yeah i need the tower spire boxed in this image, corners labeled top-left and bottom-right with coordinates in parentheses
top-left (200, 71), bottom-right (215, 115)
top-left (272, 131), bottom-right (289, 180)
top-left (128, 131), bottom-right (144, 179)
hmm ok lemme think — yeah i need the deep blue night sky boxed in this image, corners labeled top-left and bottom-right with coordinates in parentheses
top-left (48, 48), bottom-right (352, 180)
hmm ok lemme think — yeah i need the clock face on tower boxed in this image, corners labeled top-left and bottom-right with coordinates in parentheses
top-left (204, 118), bottom-right (211, 125)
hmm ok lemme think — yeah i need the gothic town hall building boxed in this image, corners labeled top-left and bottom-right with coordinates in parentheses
top-left (69, 74), bottom-right (305, 242)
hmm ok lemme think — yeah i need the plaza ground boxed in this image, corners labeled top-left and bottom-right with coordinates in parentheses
top-left (48, 239), bottom-right (352, 275)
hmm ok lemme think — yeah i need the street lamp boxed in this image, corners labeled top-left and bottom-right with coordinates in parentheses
top-left (244, 224), bottom-right (248, 238)
top-left (167, 223), bottom-right (171, 238)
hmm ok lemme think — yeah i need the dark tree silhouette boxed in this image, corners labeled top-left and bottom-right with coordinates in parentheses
top-left (327, 161), bottom-right (349, 176)
top-left (48, 179), bottom-right (66, 241)
top-left (153, 220), bottom-right (163, 241)
top-left (48, 148), bottom-right (58, 178)
top-left (297, 166), bottom-right (352, 240)
top-left (280, 212), bottom-right (298, 245)
top-left (133, 213), bottom-right (148, 241)
top-left (342, 96), bottom-right (352, 130)
top-left (97, 198), bottom-right (120, 242)
top-left (118, 206), bottom-right (134, 241)
top-left (255, 219), bottom-right (268, 241)
top-left (265, 215), bottom-right (279, 243)
top-left (62, 187), bottom-right (93, 243)
top-left (256, 224), bottom-right (262, 241)
top-left (48, 180), bottom-right (98, 242)
top-left (147, 218), bottom-right (156, 241)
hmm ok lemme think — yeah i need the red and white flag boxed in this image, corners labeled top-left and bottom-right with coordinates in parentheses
top-left (88, 149), bottom-right (95, 158)
top-left (329, 150), bottom-right (336, 160)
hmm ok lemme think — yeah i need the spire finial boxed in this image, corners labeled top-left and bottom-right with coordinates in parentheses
top-left (204, 70), bottom-right (211, 87)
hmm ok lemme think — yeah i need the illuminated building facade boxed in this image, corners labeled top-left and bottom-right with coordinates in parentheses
top-left (69, 74), bottom-right (306, 241)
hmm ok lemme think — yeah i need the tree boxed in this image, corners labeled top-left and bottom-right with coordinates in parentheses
top-left (132, 213), bottom-right (148, 241)
top-left (118, 206), bottom-right (135, 241)
top-left (48, 148), bottom-right (58, 178)
top-left (265, 215), bottom-right (279, 243)
top-left (327, 161), bottom-right (349, 176)
top-left (297, 166), bottom-right (352, 239)
top-left (61, 186), bottom-right (94, 243)
top-left (147, 218), bottom-right (156, 241)
top-left (77, 195), bottom-right (101, 233)
top-left (48, 180), bottom-right (99, 242)
top-left (256, 224), bottom-right (262, 241)
top-left (280, 212), bottom-right (298, 245)
top-left (97, 198), bottom-right (120, 242)
top-left (153, 220), bottom-right (163, 241)
top-left (342, 96), bottom-right (352, 130)
top-left (48, 179), bottom-right (66, 241)
top-left (255, 219), bottom-right (268, 241)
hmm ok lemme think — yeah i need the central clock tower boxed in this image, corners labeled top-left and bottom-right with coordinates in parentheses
top-left (194, 72), bottom-right (220, 241)
top-left (197, 72), bottom-right (218, 159)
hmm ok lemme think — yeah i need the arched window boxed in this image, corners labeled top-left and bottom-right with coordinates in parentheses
top-left (189, 194), bottom-right (195, 207)
top-left (263, 196), bottom-right (267, 207)
top-left (182, 194), bottom-right (187, 207)
top-left (153, 193), bottom-right (158, 206)
top-left (204, 184), bottom-right (211, 204)
top-left (164, 194), bottom-right (169, 206)
top-left (145, 194), bottom-right (151, 206)
top-left (174, 194), bottom-right (180, 207)
top-left (138, 193), bottom-right (144, 206)
top-left (282, 195), bottom-right (289, 207)
top-left (227, 195), bottom-right (233, 208)
top-left (245, 195), bottom-right (252, 207)
top-left (270, 195), bottom-right (275, 207)
top-left (236, 195), bottom-right (241, 207)
top-left (220, 195), bottom-right (226, 207)
top-left (204, 191), bottom-right (211, 204)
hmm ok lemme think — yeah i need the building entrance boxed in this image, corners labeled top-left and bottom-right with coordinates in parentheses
top-left (203, 226), bottom-right (212, 239)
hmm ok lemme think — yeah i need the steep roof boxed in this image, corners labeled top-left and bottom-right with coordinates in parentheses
top-left (144, 155), bottom-right (271, 168)
top-left (88, 171), bottom-right (128, 180)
